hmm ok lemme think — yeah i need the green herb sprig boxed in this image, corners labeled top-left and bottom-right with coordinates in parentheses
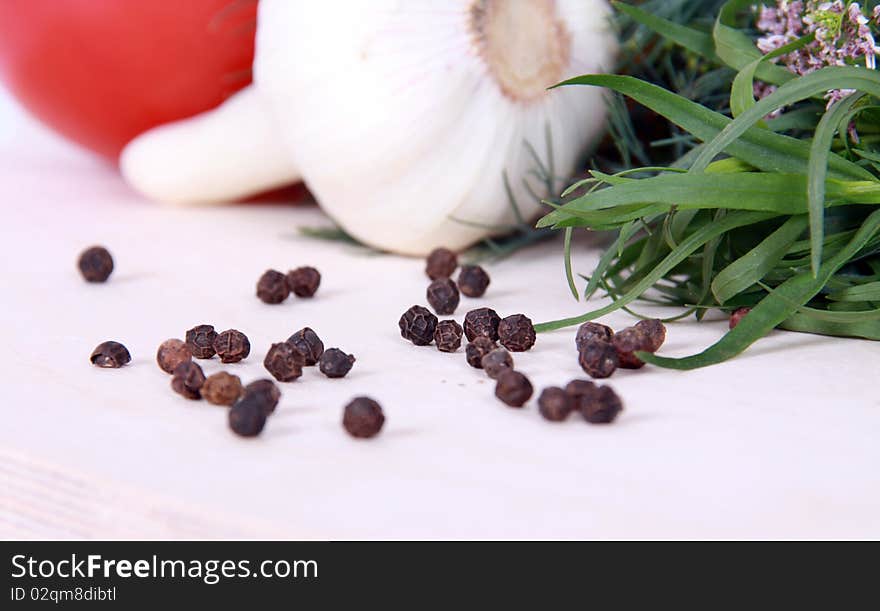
top-left (537, 0), bottom-right (880, 369)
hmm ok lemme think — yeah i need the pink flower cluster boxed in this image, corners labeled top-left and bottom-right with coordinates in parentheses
top-left (754, 1), bottom-right (880, 109)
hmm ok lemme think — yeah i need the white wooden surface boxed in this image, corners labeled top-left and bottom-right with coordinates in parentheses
top-left (1, 95), bottom-right (878, 539)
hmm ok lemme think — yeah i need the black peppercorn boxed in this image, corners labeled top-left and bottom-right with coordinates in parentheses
top-left (243, 379), bottom-right (281, 415)
top-left (286, 327), bottom-right (324, 365)
top-left (465, 336), bottom-right (497, 368)
top-left (463, 307), bottom-right (501, 341)
top-left (186, 324), bottom-right (218, 359)
top-left (399, 305), bottom-right (438, 346)
top-left (156, 339), bottom-right (192, 374)
top-left (564, 379), bottom-right (598, 403)
top-left (319, 348), bottom-right (356, 378)
top-left (497, 314), bottom-right (536, 352)
top-left (77, 246), bottom-right (114, 283)
top-left (729, 307), bottom-right (750, 329)
top-left (286, 266), bottom-right (321, 298)
top-left (343, 396), bottom-right (385, 438)
top-left (256, 269), bottom-right (290, 304)
top-left (90, 341), bottom-right (131, 368)
top-left (434, 319), bottom-right (463, 353)
top-left (171, 361), bottom-right (206, 400)
top-left (634, 318), bottom-right (667, 352)
top-left (494, 370), bottom-right (533, 407)
top-left (457, 265), bottom-right (490, 298)
top-left (426, 278), bottom-right (460, 315)
top-left (263, 342), bottom-right (303, 382)
top-left (578, 341), bottom-right (618, 379)
top-left (538, 387), bottom-right (573, 422)
top-left (229, 395), bottom-right (267, 437)
top-left (425, 247), bottom-right (458, 280)
top-left (201, 371), bottom-right (243, 406)
top-left (481, 347), bottom-right (513, 379)
top-left (612, 327), bottom-right (653, 369)
top-left (580, 385), bottom-right (623, 424)
top-left (213, 329), bottom-right (250, 363)
top-left (575, 321), bottom-right (614, 352)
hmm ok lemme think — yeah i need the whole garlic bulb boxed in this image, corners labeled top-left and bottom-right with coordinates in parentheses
top-left (122, 0), bottom-right (616, 255)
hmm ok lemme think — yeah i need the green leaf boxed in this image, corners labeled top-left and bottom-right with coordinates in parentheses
top-left (560, 177), bottom-right (597, 198)
top-left (691, 65), bottom-right (880, 173)
top-left (828, 280), bottom-right (880, 302)
top-left (638, 208), bottom-right (880, 369)
top-left (551, 74), bottom-right (872, 181)
top-left (730, 34), bottom-right (814, 118)
top-left (780, 314), bottom-right (880, 340)
top-left (538, 172), bottom-right (880, 228)
top-left (765, 107), bottom-right (822, 132)
top-left (711, 215), bottom-right (809, 303)
top-left (534, 211), bottom-right (775, 332)
top-left (546, 203), bottom-right (667, 229)
top-left (807, 93), bottom-right (866, 275)
top-left (853, 148), bottom-right (880, 164)
top-left (613, 2), bottom-right (717, 60)
top-left (713, 0), bottom-right (796, 85)
top-left (563, 227), bottom-right (579, 301)
top-left (581, 223), bottom-right (637, 300)
top-left (697, 210), bottom-right (726, 307)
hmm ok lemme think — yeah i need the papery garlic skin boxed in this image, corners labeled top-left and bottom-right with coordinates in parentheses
top-left (256, 0), bottom-right (616, 254)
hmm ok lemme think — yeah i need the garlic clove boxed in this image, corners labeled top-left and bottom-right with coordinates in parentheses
top-left (120, 87), bottom-right (301, 205)
top-left (255, 0), bottom-right (616, 254)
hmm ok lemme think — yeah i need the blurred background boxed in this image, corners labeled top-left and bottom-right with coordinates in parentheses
top-left (0, 88), bottom-right (85, 162)
top-left (2, 87), bottom-right (41, 148)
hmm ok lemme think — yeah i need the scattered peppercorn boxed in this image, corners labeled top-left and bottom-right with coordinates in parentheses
top-left (425, 247), bottom-right (458, 280)
top-left (90, 341), bottom-right (131, 368)
top-left (457, 265), bottom-right (490, 298)
top-left (77, 246), bottom-right (114, 283)
top-left (320, 348), bottom-right (356, 378)
top-left (578, 341), bottom-right (618, 379)
top-left (243, 379), bottom-right (281, 415)
top-left (481, 347), bottom-right (513, 379)
top-left (434, 319), bottom-right (464, 352)
top-left (564, 379), bottom-right (598, 403)
top-left (186, 324), bottom-right (218, 359)
top-left (612, 327), bottom-right (653, 369)
top-left (634, 318), bottom-right (667, 352)
top-left (171, 361), bottom-right (206, 400)
top-left (399, 305), bottom-right (438, 346)
top-left (342, 396), bottom-right (385, 438)
top-left (729, 307), bottom-right (750, 329)
top-left (287, 327), bottom-right (324, 365)
top-left (256, 269), bottom-right (290, 304)
top-left (426, 278), bottom-right (460, 315)
top-left (229, 395), bottom-right (267, 437)
top-left (156, 339), bottom-right (192, 374)
top-left (575, 322), bottom-right (614, 352)
top-left (213, 329), bottom-right (250, 363)
top-left (286, 266), bottom-right (321, 298)
top-left (497, 314), bottom-right (536, 352)
top-left (538, 387), bottom-right (573, 422)
top-left (263, 342), bottom-right (304, 382)
top-left (494, 370), bottom-right (533, 407)
top-left (580, 385), bottom-right (623, 424)
top-left (463, 307), bottom-right (501, 341)
top-left (201, 371), bottom-right (243, 406)
top-left (466, 336), bottom-right (497, 368)
top-left (287, 327), bottom-right (324, 367)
